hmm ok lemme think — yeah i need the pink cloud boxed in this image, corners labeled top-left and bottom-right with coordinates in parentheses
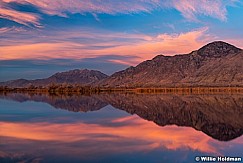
top-left (1, 0), bottom-right (239, 26)
top-left (0, 115), bottom-right (236, 155)
top-left (170, 0), bottom-right (230, 21)
top-left (0, 6), bottom-right (41, 27)
top-left (2, 0), bottom-right (160, 16)
top-left (82, 27), bottom-right (212, 61)
top-left (0, 27), bottom-right (13, 33)
top-left (0, 28), bottom-right (210, 63)
top-left (1, 27), bottom-right (242, 66)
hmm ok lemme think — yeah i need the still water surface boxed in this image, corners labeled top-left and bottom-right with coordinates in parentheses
top-left (0, 93), bottom-right (243, 163)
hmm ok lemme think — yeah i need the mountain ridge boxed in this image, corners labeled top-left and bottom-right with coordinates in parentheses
top-left (1, 41), bottom-right (243, 88)
top-left (0, 69), bottom-right (108, 87)
top-left (97, 41), bottom-right (243, 87)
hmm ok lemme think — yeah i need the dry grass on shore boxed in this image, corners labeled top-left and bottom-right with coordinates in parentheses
top-left (1, 85), bottom-right (243, 95)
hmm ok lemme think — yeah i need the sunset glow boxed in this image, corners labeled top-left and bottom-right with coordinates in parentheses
top-left (1, 0), bottom-right (243, 81)
top-left (1, 115), bottom-right (241, 155)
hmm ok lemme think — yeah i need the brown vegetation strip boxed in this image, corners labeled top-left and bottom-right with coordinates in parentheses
top-left (1, 85), bottom-right (243, 95)
top-left (135, 87), bottom-right (243, 95)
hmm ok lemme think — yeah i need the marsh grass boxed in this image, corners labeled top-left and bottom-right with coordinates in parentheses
top-left (1, 84), bottom-right (243, 95)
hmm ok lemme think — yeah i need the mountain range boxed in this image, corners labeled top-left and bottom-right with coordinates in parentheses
top-left (1, 41), bottom-right (243, 88)
top-left (0, 69), bottom-right (108, 87)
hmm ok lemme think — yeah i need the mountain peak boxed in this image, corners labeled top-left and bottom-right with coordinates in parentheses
top-left (98, 41), bottom-right (243, 87)
top-left (49, 69), bottom-right (108, 84)
top-left (197, 41), bottom-right (241, 57)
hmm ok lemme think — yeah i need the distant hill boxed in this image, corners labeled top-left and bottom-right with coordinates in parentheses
top-left (0, 69), bottom-right (108, 87)
top-left (97, 41), bottom-right (243, 87)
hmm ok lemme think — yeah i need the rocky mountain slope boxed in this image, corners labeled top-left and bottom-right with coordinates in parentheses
top-left (1, 69), bottom-right (108, 87)
top-left (98, 41), bottom-right (243, 87)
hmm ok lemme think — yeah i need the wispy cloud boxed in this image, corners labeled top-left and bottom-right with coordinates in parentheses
top-left (0, 26), bottom-right (26, 34)
top-left (0, 115), bottom-right (226, 154)
top-left (0, 27), bottom-right (12, 33)
top-left (169, 0), bottom-right (238, 22)
top-left (169, 0), bottom-right (231, 21)
top-left (0, 0), bottom-right (239, 26)
top-left (2, 0), bottom-right (159, 16)
top-left (0, 27), bottom-right (212, 63)
top-left (0, 4), bottom-right (41, 27)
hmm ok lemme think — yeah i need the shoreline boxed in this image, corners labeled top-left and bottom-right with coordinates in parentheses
top-left (1, 86), bottom-right (243, 95)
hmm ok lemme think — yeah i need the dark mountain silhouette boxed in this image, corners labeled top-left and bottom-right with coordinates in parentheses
top-left (98, 41), bottom-right (243, 87)
top-left (1, 92), bottom-right (243, 141)
top-left (0, 69), bottom-right (108, 87)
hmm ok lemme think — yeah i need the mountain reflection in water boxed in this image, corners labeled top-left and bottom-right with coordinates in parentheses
top-left (0, 92), bottom-right (243, 163)
top-left (1, 92), bottom-right (242, 141)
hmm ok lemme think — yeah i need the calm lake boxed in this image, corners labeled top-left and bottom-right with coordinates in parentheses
top-left (0, 93), bottom-right (243, 163)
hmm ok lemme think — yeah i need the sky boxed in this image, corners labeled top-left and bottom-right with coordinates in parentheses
top-left (0, 0), bottom-right (243, 81)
